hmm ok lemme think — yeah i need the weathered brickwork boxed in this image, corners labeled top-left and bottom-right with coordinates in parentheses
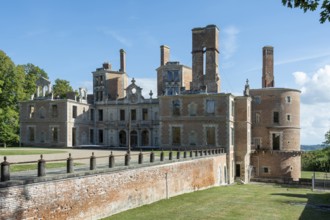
top-left (0, 156), bottom-right (226, 220)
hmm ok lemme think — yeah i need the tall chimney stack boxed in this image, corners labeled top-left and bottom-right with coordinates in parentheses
top-left (262, 46), bottom-right (274, 88)
top-left (119, 49), bottom-right (126, 72)
top-left (160, 45), bottom-right (170, 66)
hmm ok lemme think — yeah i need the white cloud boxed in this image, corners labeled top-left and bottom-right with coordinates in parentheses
top-left (293, 65), bottom-right (330, 104)
top-left (293, 65), bottom-right (330, 144)
top-left (222, 26), bottom-right (239, 60)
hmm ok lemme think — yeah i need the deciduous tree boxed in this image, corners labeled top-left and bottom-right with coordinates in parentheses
top-left (52, 79), bottom-right (74, 99)
top-left (282, 0), bottom-right (330, 23)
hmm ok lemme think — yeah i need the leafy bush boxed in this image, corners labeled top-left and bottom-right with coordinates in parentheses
top-left (302, 146), bottom-right (330, 171)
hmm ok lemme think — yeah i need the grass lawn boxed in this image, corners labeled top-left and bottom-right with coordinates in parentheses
top-left (301, 171), bottom-right (330, 179)
top-left (0, 148), bottom-right (66, 156)
top-left (105, 183), bottom-right (330, 220)
top-left (10, 162), bottom-right (83, 172)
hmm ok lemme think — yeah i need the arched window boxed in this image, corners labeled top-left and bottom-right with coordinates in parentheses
top-left (119, 130), bottom-right (126, 146)
top-left (141, 130), bottom-right (149, 146)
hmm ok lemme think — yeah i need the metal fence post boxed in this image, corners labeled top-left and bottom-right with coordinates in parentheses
top-left (67, 153), bottom-right (74, 173)
top-left (38, 154), bottom-right (46, 177)
top-left (150, 151), bottom-right (155, 163)
top-left (160, 151), bottom-right (164, 161)
top-left (139, 151), bottom-right (143, 164)
top-left (169, 150), bottom-right (173, 160)
top-left (90, 152), bottom-right (96, 170)
top-left (1, 156), bottom-right (10, 182)
top-left (109, 151), bottom-right (115, 168)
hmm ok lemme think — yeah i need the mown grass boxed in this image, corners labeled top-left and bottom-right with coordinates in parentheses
top-left (301, 171), bottom-right (330, 179)
top-left (10, 162), bottom-right (83, 172)
top-left (105, 183), bottom-right (330, 220)
top-left (0, 148), bottom-right (66, 156)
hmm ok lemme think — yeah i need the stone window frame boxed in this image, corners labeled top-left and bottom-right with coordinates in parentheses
top-left (286, 113), bottom-right (292, 122)
top-left (169, 124), bottom-right (183, 146)
top-left (38, 106), bottom-right (46, 119)
top-left (203, 124), bottom-right (218, 146)
top-left (98, 129), bottom-right (104, 144)
top-left (28, 104), bottom-right (35, 119)
top-left (89, 128), bottom-right (94, 144)
top-left (90, 108), bottom-right (94, 121)
top-left (51, 104), bottom-right (58, 118)
top-left (272, 111), bottom-right (280, 124)
top-left (49, 125), bottom-right (59, 143)
top-left (205, 99), bottom-right (216, 115)
top-left (172, 99), bottom-right (181, 116)
top-left (253, 137), bottom-right (262, 149)
top-left (27, 126), bottom-right (36, 142)
top-left (188, 102), bottom-right (197, 116)
top-left (286, 96), bottom-right (292, 104)
top-left (262, 166), bottom-right (270, 174)
top-left (254, 96), bottom-right (261, 104)
top-left (98, 109), bottom-right (103, 121)
top-left (72, 105), bottom-right (77, 118)
top-left (255, 112), bottom-right (261, 124)
top-left (269, 131), bottom-right (283, 151)
top-left (188, 130), bottom-right (197, 146)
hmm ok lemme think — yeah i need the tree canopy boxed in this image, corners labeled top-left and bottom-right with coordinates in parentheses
top-left (324, 129), bottom-right (330, 145)
top-left (282, 0), bottom-right (330, 23)
top-left (52, 78), bottom-right (74, 99)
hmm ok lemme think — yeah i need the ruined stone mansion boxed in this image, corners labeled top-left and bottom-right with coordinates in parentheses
top-left (19, 25), bottom-right (301, 182)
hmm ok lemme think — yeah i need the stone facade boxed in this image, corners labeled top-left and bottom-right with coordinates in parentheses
top-left (19, 24), bottom-right (301, 182)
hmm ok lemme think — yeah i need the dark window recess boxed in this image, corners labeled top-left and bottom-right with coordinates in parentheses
top-left (99, 130), bottom-right (103, 143)
top-left (120, 110), bottom-right (125, 121)
top-left (272, 133), bottom-right (280, 150)
top-left (98, 109), bottom-right (103, 121)
top-left (90, 109), bottom-right (94, 121)
top-left (273, 112), bottom-right (279, 123)
top-left (263, 167), bottom-right (269, 173)
top-left (142, 108), bottom-right (148, 120)
top-left (72, 106), bottom-right (77, 118)
top-left (131, 109), bottom-right (136, 121)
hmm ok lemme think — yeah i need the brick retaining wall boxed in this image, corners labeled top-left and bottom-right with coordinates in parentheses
top-left (0, 155), bottom-right (226, 219)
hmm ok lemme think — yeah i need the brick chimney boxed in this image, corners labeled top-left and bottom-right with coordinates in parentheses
top-left (119, 49), bottom-right (126, 72)
top-left (160, 45), bottom-right (170, 66)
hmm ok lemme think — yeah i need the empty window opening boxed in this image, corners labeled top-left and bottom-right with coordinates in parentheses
top-left (272, 133), bottom-right (280, 150)
top-left (273, 111), bottom-right (279, 123)
top-left (172, 127), bottom-right (181, 145)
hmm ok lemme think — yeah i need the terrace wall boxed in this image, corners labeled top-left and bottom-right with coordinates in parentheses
top-left (0, 155), bottom-right (226, 219)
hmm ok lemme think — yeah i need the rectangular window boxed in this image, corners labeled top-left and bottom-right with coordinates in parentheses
top-left (254, 96), bottom-right (261, 104)
top-left (254, 138), bottom-right (261, 149)
top-left (28, 127), bottom-right (35, 142)
top-left (72, 106), bottom-right (77, 118)
top-left (52, 127), bottom-right (58, 142)
top-left (206, 100), bottom-right (215, 114)
top-left (90, 129), bottom-right (94, 144)
top-left (98, 109), bottom-right (103, 121)
top-left (98, 130), bottom-right (103, 143)
top-left (172, 100), bottom-right (180, 116)
top-left (286, 96), bottom-right (291, 103)
top-left (273, 111), bottom-right (279, 123)
top-left (172, 127), bottom-right (181, 145)
top-left (52, 105), bottom-right (58, 118)
top-left (29, 105), bottom-right (35, 118)
top-left (142, 108), bottom-right (148, 120)
top-left (90, 109), bottom-right (94, 121)
top-left (272, 133), bottom-right (280, 150)
top-left (131, 109), bottom-right (136, 121)
top-left (263, 167), bottom-right (269, 173)
top-left (206, 127), bottom-right (216, 145)
top-left (120, 109), bottom-right (125, 121)
top-left (287, 114), bottom-right (291, 122)
top-left (255, 112), bottom-right (261, 124)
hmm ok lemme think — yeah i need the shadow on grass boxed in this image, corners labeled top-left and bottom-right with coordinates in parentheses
top-left (272, 192), bottom-right (330, 219)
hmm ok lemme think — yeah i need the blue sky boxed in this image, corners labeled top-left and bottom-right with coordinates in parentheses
top-left (1, 0), bottom-right (330, 145)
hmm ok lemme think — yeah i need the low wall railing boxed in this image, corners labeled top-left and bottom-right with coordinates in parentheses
top-left (0, 148), bottom-right (225, 183)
